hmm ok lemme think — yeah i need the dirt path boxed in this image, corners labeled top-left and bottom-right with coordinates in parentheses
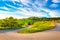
top-left (0, 23), bottom-right (60, 40)
top-left (44, 23), bottom-right (60, 32)
top-left (0, 32), bottom-right (60, 40)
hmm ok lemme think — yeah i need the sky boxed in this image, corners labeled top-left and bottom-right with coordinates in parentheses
top-left (0, 0), bottom-right (60, 19)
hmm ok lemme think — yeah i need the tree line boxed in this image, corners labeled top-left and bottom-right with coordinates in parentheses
top-left (0, 17), bottom-right (60, 30)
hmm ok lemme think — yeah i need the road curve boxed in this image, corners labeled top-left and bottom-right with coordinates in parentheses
top-left (0, 23), bottom-right (60, 40)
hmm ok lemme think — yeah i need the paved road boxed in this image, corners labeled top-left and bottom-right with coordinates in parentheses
top-left (0, 23), bottom-right (60, 40)
top-left (0, 26), bottom-right (31, 33)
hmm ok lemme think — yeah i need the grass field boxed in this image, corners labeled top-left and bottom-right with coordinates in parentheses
top-left (18, 21), bottom-right (55, 33)
top-left (0, 17), bottom-right (60, 33)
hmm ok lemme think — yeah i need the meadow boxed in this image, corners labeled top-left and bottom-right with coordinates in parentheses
top-left (0, 17), bottom-right (60, 33)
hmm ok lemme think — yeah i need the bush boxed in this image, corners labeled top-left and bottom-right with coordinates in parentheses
top-left (18, 21), bottom-right (55, 33)
top-left (22, 23), bottom-right (28, 28)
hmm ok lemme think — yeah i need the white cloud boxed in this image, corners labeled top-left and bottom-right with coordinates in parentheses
top-left (0, 8), bottom-right (59, 19)
top-left (3, 0), bottom-right (20, 1)
top-left (0, 6), bottom-right (9, 10)
top-left (0, 11), bottom-right (13, 19)
top-left (45, 0), bottom-right (48, 2)
top-left (41, 8), bottom-right (60, 17)
top-left (20, 0), bottom-right (30, 6)
top-left (0, 10), bottom-right (28, 19)
top-left (20, 0), bottom-right (28, 3)
top-left (0, 0), bottom-right (60, 18)
top-left (49, 11), bottom-right (58, 17)
top-left (6, 3), bottom-right (17, 9)
top-left (34, 0), bottom-right (47, 7)
top-left (12, 0), bottom-right (20, 1)
top-left (0, 14), bottom-right (28, 19)
top-left (50, 3), bottom-right (58, 8)
top-left (15, 8), bottom-right (49, 17)
top-left (52, 0), bottom-right (60, 3)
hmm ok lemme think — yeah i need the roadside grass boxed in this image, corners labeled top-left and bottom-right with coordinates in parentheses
top-left (18, 21), bottom-right (55, 33)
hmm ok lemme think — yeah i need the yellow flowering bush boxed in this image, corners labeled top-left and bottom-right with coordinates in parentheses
top-left (18, 21), bottom-right (55, 33)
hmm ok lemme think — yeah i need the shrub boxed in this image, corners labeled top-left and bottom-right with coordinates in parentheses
top-left (18, 21), bottom-right (55, 33)
top-left (22, 23), bottom-right (28, 28)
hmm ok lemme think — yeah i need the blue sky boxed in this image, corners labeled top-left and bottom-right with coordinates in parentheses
top-left (0, 0), bottom-right (60, 19)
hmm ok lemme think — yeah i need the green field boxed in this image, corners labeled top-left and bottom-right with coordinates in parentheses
top-left (0, 17), bottom-right (60, 33)
top-left (18, 21), bottom-right (55, 33)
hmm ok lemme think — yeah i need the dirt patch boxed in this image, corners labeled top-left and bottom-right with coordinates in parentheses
top-left (0, 32), bottom-right (60, 40)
